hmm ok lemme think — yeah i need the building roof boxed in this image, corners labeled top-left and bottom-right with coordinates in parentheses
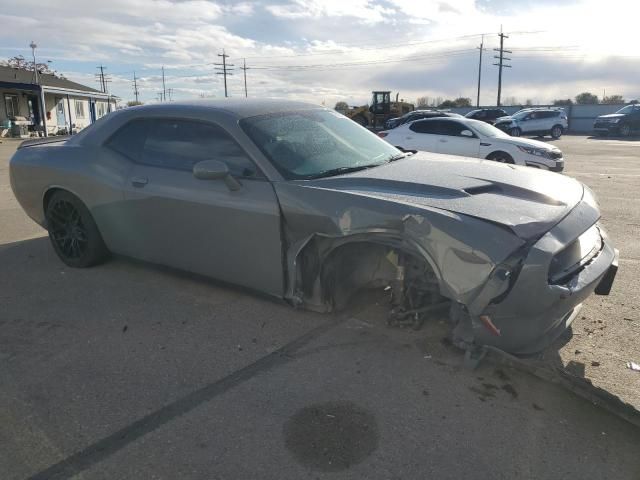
top-left (0, 65), bottom-right (103, 93)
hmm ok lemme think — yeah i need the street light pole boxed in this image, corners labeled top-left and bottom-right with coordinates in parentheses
top-left (30, 41), bottom-right (38, 84)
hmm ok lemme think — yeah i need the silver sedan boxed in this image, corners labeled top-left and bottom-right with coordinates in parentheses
top-left (9, 99), bottom-right (618, 355)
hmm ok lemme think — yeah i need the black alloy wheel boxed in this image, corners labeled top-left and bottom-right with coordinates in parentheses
top-left (45, 191), bottom-right (109, 267)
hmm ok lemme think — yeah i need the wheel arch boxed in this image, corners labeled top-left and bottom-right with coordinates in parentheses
top-left (42, 186), bottom-right (84, 218)
top-left (293, 232), bottom-right (444, 311)
top-left (486, 150), bottom-right (514, 163)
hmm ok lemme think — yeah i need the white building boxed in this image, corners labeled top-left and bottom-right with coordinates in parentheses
top-left (1, 65), bottom-right (117, 137)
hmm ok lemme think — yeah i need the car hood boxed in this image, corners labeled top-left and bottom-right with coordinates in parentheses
top-left (494, 136), bottom-right (561, 151)
top-left (494, 115), bottom-right (514, 123)
top-left (301, 152), bottom-right (583, 240)
top-left (597, 113), bottom-right (624, 119)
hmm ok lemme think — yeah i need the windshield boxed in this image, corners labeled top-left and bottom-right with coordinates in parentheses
top-left (240, 109), bottom-right (401, 180)
top-left (616, 105), bottom-right (636, 114)
top-left (465, 110), bottom-right (480, 117)
top-left (467, 119), bottom-right (511, 138)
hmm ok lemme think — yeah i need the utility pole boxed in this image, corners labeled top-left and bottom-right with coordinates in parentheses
top-left (214, 50), bottom-right (234, 98)
top-left (133, 72), bottom-right (140, 103)
top-left (96, 65), bottom-right (107, 93)
top-left (493, 28), bottom-right (512, 107)
top-left (240, 58), bottom-right (249, 97)
top-left (476, 35), bottom-right (484, 107)
top-left (161, 66), bottom-right (166, 101)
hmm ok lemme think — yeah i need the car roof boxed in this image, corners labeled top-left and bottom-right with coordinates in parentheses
top-left (124, 98), bottom-right (323, 119)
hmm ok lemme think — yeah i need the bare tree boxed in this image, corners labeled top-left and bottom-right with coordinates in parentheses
top-left (2, 55), bottom-right (61, 76)
top-left (334, 101), bottom-right (349, 111)
top-left (575, 92), bottom-right (599, 104)
top-left (601, 95), bottom-right (625, 104)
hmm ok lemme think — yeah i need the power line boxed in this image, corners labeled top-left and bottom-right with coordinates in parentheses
top-left (493, 28), bottom-right (512, 107)
top-left (249, 48), bottom-right (476, 71)
top-left (214, 49), bottom-right (234, 98)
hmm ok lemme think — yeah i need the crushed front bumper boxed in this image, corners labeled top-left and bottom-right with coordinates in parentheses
top-left (470, 199), bottom-right (618, 355)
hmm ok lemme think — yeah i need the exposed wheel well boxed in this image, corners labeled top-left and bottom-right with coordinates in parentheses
top-left (296, 238), bottom-right (442, 312)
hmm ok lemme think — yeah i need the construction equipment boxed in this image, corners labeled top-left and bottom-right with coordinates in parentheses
top-left (341, 91), bottom-right (414, 129)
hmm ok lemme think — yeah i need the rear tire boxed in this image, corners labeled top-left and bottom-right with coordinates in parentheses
top-left (45, 191), bottom-right (109, 268)
top-left (551, 125), bottom-right (563, 139)
top-left (510, 127), bottom-right (521, 137)
top-left (487, 151), bottom-right (515, 164)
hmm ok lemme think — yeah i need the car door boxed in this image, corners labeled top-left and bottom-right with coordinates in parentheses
top-left (402, 119), bottom-right (440, 151)
top-left (109, 117), bottom-right (284, 297)
top-left (630, 107), bottom-right (640, 130)
top-left (520, 112), bottom-right (545, 134)
top-left (432, 120), bottom-right (481, 158)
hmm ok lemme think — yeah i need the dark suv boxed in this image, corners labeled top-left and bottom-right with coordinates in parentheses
top-left (464, 108), bottom-right (508, 125)
top-left (593, 105), bottom-right (640, 137)
top-left (384, 110), bottom-right (462, 129)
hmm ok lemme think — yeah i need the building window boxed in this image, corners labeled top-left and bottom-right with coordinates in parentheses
top-left (74, 100), bottom-right (85, 118)
top-left (4, 94), bottom-right (19, 118)
top-left (96, 102), bottom-right (106, 118)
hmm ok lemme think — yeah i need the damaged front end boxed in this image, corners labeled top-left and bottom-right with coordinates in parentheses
top-left (275, 174), bottom-right (616, 356)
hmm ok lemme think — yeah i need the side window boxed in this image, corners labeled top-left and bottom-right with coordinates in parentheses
top-left (439, 121), bottom-right (472, 137)
top-left (140, 119), bottom-right (261, 178)
top-left (105, 119), bottom-right (150, 162)
top-left (409, 120), bottom-right (440, 134)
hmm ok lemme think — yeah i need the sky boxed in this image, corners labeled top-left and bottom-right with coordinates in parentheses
top-left (1, 0), bottom-right (639, 107)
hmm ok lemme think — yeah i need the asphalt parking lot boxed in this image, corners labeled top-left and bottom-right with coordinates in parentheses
top-left (1, 135), bottom-right (639, 479)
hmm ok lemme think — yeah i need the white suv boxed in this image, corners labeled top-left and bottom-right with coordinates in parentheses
top-left (379, 117), bottom-right (565, 171)
top-left (493, 108), bottom-right (568, 139)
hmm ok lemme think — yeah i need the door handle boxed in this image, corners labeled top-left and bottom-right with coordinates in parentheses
top-left (131, 176), bottom-right (148, 188)
top-left (439, 138), bottom-right (447, 142)
top-left (480, 142), bottom-right (491, 146)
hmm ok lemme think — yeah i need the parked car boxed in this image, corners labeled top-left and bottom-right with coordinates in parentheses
top-left (464, 108), bottom-right (508, 125)
top-left (384, 110), bottom-right (462, 129)
top-left (9, 99), bottom-right (617, 355)
top-left (593, 104), bottom-right (640, 137)
top-left (493, 108), bottom-right (568, 139)
top-left (378, 117), bottom-right (565, 171)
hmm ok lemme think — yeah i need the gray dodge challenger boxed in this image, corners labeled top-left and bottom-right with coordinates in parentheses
top-left (9, 99), bottom-right (618, 355)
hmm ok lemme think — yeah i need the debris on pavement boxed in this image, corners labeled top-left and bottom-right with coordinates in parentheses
top-left (626, 361), bottom-right (640, 372)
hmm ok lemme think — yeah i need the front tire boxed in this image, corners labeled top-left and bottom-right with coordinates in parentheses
top-left (551, 125), bottom-right (563, 139)
top-left (487, 151), bottom-right (514, 164)
top-left (353, 115), bottom-right (368, 127)
top-left (619, 124), bottom-right (631, 137)
top-left (45, 191), bottom-right (109, 268)
top-left (510, 127), bottom-right (521, 137)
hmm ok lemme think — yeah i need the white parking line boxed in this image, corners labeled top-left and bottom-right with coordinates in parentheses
top-left (567, 172), bottom-right (640, 177)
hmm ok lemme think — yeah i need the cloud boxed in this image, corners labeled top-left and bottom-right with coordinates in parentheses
top-left (1, 0), bottom-right (638, 104)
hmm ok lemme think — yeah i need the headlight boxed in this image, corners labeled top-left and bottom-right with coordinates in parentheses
top-left (516, 145), bottom-right (552, 158)
top-left (610, 118), bottom-right (620, 123)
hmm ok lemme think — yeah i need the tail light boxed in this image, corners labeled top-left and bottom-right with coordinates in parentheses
top-left (377, 132), bottom-right (388, 138)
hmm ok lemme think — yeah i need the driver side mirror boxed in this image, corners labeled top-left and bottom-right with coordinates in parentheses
top-left (193, 159), bottom-right (241, 191)
top-left (460, 129), bottom-right (474, 138)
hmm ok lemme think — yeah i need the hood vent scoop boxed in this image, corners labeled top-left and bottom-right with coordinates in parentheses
top-left (464, 180), bottom-right (566, 207)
